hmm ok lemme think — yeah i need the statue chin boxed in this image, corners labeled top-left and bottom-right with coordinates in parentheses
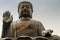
top-left (21, 14), bottom-right (30, 17)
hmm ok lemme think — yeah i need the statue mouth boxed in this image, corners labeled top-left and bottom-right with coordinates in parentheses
top-left (20, 10), bottom-right (31, 17)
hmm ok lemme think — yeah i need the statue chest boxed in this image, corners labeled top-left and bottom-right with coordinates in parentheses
top-left (15, 21), bottom-right (38, 37)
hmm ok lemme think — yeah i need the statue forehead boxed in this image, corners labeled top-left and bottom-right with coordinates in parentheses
top-left (20, 3), bottom-right (31, 6)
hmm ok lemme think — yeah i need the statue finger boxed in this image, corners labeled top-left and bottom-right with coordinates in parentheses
top-left (3, 11), bottom-right (10, 17)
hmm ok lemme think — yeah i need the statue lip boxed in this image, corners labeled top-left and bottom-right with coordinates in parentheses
top-left (20, 10), bottom-right (30, 17)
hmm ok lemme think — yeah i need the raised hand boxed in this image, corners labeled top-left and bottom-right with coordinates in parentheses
top-left (3, 11), bottom-right (13, 23)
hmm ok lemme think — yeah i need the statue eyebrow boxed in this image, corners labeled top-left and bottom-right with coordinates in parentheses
top-left (20, 5), bottom-right (30, 8)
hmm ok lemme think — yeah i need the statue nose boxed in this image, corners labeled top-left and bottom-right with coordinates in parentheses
top-left (24, 9), bottom-right (26, 11)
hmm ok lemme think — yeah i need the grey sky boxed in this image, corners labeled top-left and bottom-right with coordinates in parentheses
top-left (0, 0), bottom-right (60, 37)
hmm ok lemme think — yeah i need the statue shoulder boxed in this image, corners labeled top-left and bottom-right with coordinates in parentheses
top-left (31, 19), bottom-right (45, 30)
top-left (10, 19), bottom-right (20, 26)
top-left (30, 19), bottom-right (42, 24)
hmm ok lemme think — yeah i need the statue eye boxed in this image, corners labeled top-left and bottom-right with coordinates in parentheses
top-left (26, 5), bottom-right (30, 9)
top-left (21, 6), bottom-right (24, 8)
top-left (26, 6), bottom-right (29, 8)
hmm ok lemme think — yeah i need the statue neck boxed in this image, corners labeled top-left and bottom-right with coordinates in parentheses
top-left (20, 17), bottom-right (31, 21)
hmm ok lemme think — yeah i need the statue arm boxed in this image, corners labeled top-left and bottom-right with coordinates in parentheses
top-left (38, 22), bottom-right (45, 36)
top-left (1, 22), bottom-right (12, 38)
top-left (6, 22), bottom-right (17, 38)
top-left (1, 11), bottom-right (13, 38)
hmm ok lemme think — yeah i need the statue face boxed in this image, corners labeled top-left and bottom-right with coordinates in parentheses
top-left (18, 3), bottom-right (32, 18)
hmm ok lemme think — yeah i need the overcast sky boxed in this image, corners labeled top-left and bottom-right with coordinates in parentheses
top-left (0, 0), bottom-right (60, 37)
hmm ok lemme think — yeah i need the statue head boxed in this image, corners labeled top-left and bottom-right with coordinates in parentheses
top-left (18, 1), bottom-right (33, 18)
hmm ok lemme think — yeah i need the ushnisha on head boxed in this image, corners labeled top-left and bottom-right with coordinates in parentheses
top-left (42, 29), bottom-right (53, 37)
top-left (18, 1), bottom-right (33, 18)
